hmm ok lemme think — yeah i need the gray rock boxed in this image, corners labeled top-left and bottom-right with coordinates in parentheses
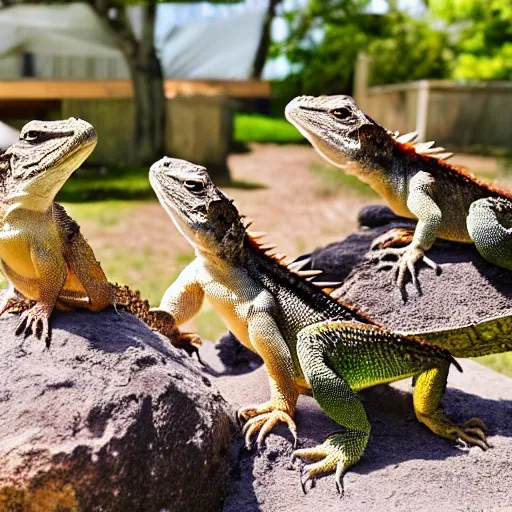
top-left (309, 204), bottom-right (512, 330)
top-left (0, 311), bottom-right (234, 512)
top-left (200, 342), bottom-right (512, 512)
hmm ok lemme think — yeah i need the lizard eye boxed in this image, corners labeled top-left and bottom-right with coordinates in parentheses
top-left (184, 180), bottom-right (205, 194)
top-left (330, 107), bottom-right (352, 121)
top-left (24, 131), bottom-right (40, 142)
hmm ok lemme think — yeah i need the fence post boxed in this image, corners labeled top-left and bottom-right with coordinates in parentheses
top-left (354, 52), bottom-right (371, 109)
top-left (416, 80), bottom-right (430, 142)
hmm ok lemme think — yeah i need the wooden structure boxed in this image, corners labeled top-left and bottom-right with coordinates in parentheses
top-left (0, 79), bottom-right (271, 167)
top-left (354, 53), bottom-right (512, 149)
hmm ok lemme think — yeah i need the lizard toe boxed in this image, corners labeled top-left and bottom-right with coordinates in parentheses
top-left (15, 305), bottom-right (51, 342)
top-left (291, 430), bottom-right (369, 495)
top-left (242, 409), bottom-right (296, 450)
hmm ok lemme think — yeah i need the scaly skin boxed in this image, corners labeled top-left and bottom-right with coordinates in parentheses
top-left (0, 119), bottom-right (197, 354)
top-left (149, 157), bottom-right (490, 494)
top-left (285, 95), bottom-right (512, 292)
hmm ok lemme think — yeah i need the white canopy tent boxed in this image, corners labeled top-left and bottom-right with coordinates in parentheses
top-left (0, 121), bottom-right (19, 149)
top-left (0, 2), bottom-right (267, 80)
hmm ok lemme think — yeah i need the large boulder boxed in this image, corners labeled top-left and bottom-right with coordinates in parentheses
top-left (308, 204), bottom-right (512, 330)
top-left (0, 311), bottom-right (234, 512)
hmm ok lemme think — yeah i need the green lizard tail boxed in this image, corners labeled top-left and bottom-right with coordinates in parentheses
top-left (408, 314), bottom-right (512, 358)
top-left (293, 320), bottom-right (460, 493)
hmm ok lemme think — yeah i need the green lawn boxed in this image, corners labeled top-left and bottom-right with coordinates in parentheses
top-left (57, 166), bottom-right (154, 202)
top-left (234, 114), bottom-right (303, 144)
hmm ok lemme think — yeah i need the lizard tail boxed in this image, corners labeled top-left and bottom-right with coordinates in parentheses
top-left (112, 283), bottom-right (202, 359)
top-left (113, 283), bottom-right (178, 338)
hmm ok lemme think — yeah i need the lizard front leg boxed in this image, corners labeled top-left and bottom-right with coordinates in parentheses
top-left (467, 197), bottom-right (512, 271)
top-left (370, 171), bottom-right (441, 292)
top-left (240, 304), bottom-right (298, 450)
top-left (54, 203), bottom-right (113, 311)
top-left (63, 233), bottom-right (114, 311)
top-left (151, 260), bottom-right (205, 354)
top-left (16, 243), bottom-right (67, 343)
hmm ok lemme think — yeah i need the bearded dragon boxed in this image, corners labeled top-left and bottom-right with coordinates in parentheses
top-left (148, 156), bottom-right (509, 493)
top-left (0, 118), bottom-right (198, 354)
top-left (285, 95), bottom-right (512, 291)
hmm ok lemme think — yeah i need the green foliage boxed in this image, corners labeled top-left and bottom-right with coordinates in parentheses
top-left (234, 114), bottom-right (303, 143)
top-left (430, 0), bottom-right (512, 80)
top-left (273, 0), bottom-right (451, 96)
top-left (272, 0), bottom-right (373, 96)
top-left (367, 12), bottom-right (451, 85)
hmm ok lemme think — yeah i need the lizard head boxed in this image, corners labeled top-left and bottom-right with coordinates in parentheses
top-left (0, 118), bottom-right (97, 212)
top-left (285, 95), bottom-right (393, 178)
top-left (150, 157), bottom-right (246, 261)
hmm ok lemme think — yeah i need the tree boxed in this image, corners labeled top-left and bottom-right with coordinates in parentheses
top-left (429, 0), bottom-right (512, 80)
top-left (366, 7), bottom-right (450, 86)
top-left (1, 0), bottom-right (241, 164)
top-left (273, 0), bottom-right (451, 96)
top-left (272, 0), bottom-right (372, 96)
top-left (251, 0), bottom-right (283, 79)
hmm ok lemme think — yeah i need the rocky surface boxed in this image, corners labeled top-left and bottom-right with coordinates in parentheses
top-left (307, 204), bottom-right (512, 330)
top-left (0, 311), bottom-right (234, 512)
top-left (202, 338), bottom-right (512, 512)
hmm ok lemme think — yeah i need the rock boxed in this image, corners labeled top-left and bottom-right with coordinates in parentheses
top-left (308, 204), bottom-right (512, 330)
top-left (200, 341), bottom-right (512, 511)
top-left (0, 311), bottom-right (234, 512)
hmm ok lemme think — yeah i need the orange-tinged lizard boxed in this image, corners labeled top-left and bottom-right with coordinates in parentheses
top-left (0, 118), bottom-right (198, 354)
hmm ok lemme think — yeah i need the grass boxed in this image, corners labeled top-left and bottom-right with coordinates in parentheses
top-left (57, 166), bottom-right (155, 202)
top-left (476, 352), bottom-right (512, 378)
top-left (309, 162), bottom-right (378, 198)
top-left (64, 200), bottom-right (140, 226)
top-left (234, 114), bottom-right (303, 144)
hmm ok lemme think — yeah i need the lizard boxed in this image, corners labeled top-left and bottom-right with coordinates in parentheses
top-left (148, 156), bottom-right (509, 493)
top-left (0, 118), bottom-right (199, 355)
top-left (285, 94), bottom-right (512, 291)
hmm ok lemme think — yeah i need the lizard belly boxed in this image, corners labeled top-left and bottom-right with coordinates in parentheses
top-left (202, 281), bottom-right (256, 351)
top-left (0, 258), bottom-right (40, 300)
top-left (0, 225), bottom-right (88, 303)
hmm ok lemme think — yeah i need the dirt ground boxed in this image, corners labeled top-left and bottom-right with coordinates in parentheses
top-left (79, 143), bottom-right (505, 265)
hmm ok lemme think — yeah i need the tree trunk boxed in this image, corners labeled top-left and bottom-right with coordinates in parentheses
top-left (128, 2), bottom-right (165, 164)
top-left (91, 0), bottom-right (165, 165)
top-left (129, 64), bottom-right (165, 164)
top-left (251, 0), bottom-right (282, 79)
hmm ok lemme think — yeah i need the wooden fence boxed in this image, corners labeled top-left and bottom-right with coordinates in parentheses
top-left (0, 79), bottom-right (270, 168)
top-left (354, 55), bottom-right (512, 149)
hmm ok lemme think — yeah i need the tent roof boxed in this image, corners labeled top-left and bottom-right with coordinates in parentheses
top-left (0, 2), bottom-right (267, 80)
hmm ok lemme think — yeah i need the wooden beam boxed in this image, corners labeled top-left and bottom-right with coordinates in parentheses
top-left (0, 79), bottom-right (271, 100)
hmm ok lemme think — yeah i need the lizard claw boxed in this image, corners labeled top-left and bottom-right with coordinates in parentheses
top-left (172, 332), bottom-right (203, 362)
top-left (15, 304), bottom-right (51, 345)
top-left (369, 244), bottom-right (440, 293)
top-left (291, 430), bottom-right (368, 495)
top-left (239, 406), bottom-right (297, 450)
